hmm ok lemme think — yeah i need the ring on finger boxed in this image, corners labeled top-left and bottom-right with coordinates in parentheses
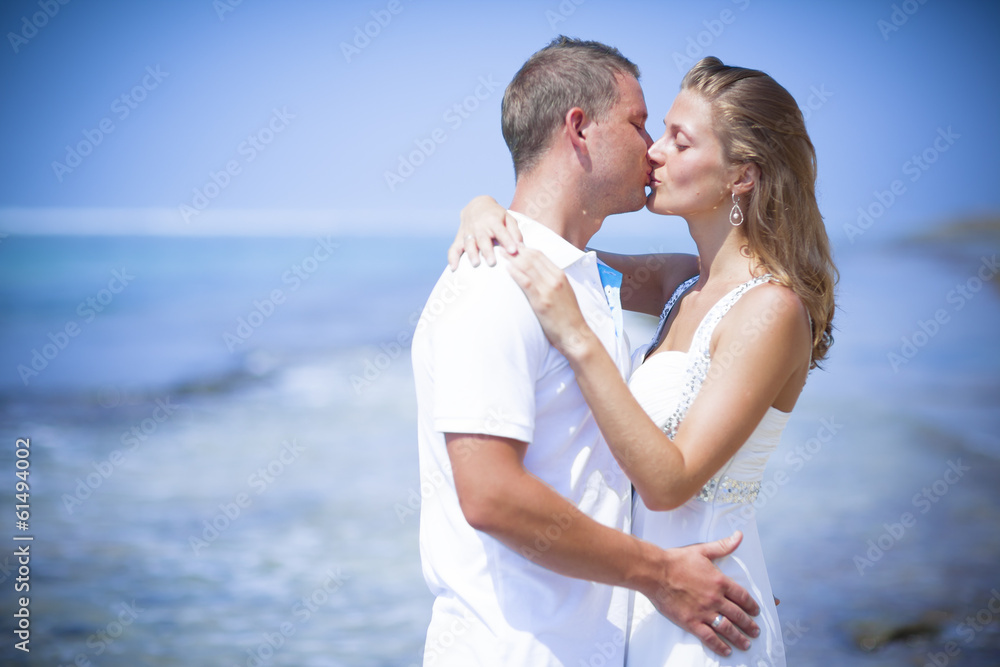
top-left (711, 614), bottom-right (723, 629)
top-left (464, 234), bottom-right (475, 241)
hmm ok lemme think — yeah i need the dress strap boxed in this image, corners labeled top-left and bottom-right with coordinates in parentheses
top-left (688, 275), bottom-right (773, 359)
top-left (661, 274), bottom-right (773, 439)
top-left (645, 275), bottom-right (699, 361)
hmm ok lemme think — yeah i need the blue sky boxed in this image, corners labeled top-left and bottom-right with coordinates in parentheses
top-left (1, 0), bottom-right (998, 240)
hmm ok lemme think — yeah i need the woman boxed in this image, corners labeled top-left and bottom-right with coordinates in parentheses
top-left (450, 57), bottom-right (837, 666)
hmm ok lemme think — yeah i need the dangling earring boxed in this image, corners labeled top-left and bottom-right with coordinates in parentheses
top-left (729, 192), bottom-right (744, 227)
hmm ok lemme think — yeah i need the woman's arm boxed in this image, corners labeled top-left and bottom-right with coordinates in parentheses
top-left (593, 249), bottom-right (699, 316)
top-left (505, 246), bottom-right (811, 510)
top-left (448, 196), bottom-right (697, 313)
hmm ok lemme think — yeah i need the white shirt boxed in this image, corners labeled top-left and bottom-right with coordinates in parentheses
top-left (411, 212), bottom-right (632, 666)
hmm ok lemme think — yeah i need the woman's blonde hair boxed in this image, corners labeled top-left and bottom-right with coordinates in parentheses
top-left (682, 57), bottom-right (838, 366)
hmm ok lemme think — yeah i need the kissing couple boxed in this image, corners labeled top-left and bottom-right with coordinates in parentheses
top-left (412, 36), bottom-right (837, 667)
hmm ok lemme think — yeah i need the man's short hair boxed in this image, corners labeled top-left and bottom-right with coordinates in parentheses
top-left (501, 36), bottom-right (640, 178)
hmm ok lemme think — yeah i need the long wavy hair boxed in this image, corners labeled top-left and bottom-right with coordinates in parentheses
top-left (682, 57), bottom-right (838, 367)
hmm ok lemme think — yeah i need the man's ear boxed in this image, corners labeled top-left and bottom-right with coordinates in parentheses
top-left (565, 107), bottom-right (589, 152)
top-left (732, 162), bottom-right (760, 196)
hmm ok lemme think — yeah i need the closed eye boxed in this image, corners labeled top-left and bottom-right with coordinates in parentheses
top-left (673, 131), bottom-right (690, 151)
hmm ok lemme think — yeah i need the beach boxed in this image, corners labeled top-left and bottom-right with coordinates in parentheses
top-left (0, 222), bottom-right (997, 665)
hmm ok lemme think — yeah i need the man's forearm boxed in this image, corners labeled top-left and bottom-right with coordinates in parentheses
top-left (470, 465), bottom-right (663, 594)
top-left (486, 482), bottom-right (762, 657)
top-left (446, 432), bottom-right (760, 655)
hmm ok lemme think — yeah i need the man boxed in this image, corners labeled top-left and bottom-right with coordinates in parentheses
top-left (411, 37), bottom-right (759, 666)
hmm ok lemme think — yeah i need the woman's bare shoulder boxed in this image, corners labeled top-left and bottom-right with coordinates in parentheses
top-left (725, 280), bottom-right (810, 344)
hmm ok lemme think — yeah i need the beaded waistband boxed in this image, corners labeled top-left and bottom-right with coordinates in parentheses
top-left (696, 476), bottom-right (761, 504)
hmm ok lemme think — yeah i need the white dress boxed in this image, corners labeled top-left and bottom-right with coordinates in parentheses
top-left (625, 276), bottom-right (788, 667)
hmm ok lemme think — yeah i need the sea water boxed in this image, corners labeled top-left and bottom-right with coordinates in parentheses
top-left (0, 229), bottom-right (997, 665)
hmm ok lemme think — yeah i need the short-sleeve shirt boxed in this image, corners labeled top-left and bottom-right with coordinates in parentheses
top-left (411, 211), bottom-right (633, 666)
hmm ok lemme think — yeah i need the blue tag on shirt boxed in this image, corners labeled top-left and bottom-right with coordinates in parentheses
top-left (597, 260), bottom-right (624, 337)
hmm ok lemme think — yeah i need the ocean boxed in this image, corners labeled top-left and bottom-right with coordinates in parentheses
top-left (0, 227), bottom-right (997, 665)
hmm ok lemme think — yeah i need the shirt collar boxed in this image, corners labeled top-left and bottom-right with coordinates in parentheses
top-left (506, 210), bottom-right (588, 270)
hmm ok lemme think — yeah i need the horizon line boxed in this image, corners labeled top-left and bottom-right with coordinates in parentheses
top-left (0, 205), bottom-right (694, 239)
top-left (0, 206), bottom-right (993, 242)
top-left (0, 206), bottom-right (464, 237)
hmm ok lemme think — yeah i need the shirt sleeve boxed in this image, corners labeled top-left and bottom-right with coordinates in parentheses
top-left (426, 258), bottom-right (549, 444)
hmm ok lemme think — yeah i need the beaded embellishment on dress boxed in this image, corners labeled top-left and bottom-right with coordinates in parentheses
top-left (696, 476), bottom-right (761, 504)
top-left (650, 274), bottom-right (774, 504)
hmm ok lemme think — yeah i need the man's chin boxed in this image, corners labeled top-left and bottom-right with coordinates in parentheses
top-left (626, 195), bottom-right (648, 214)
top-left (606, 189), bottom-right (653, 216)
